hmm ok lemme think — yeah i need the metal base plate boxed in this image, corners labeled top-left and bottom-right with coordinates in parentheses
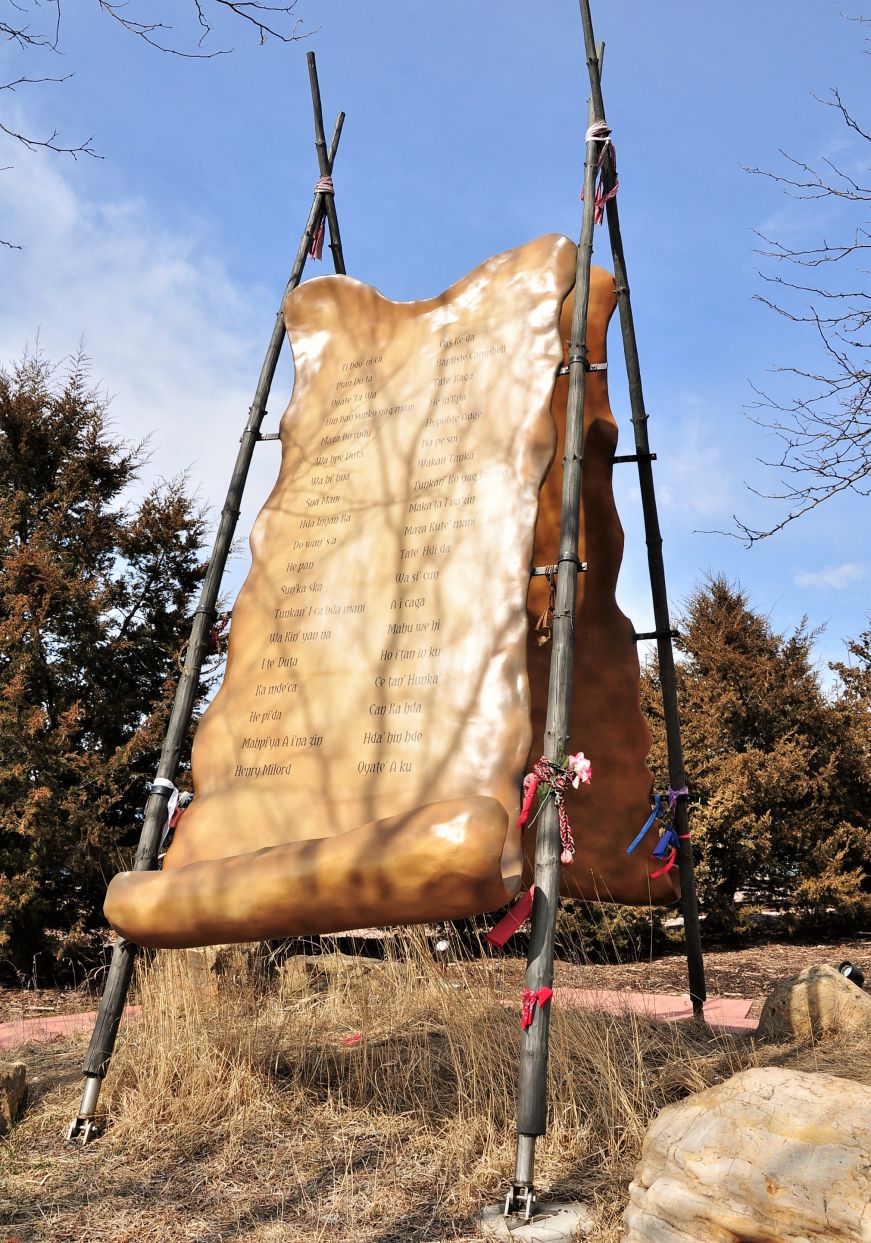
top-left (481, 1200), bottom-right (594, 1241)
top-left (66, 1115), bottom-right (103, 1144)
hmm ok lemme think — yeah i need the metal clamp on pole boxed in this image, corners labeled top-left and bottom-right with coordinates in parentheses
top-left (530, 561), bottom-right (588, 577)
top-left (558, 361), bottom-right (607, 375)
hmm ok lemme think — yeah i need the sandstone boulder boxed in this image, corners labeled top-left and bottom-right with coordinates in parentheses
top-left (757, 962), bottom-right (871, 1043)
top-left (623, 1066), bottom-right (871, 1242)
top-left (277, 952), bottom-right (379, 999)
top-left (176, 942), bottom-right (263, 1000)
top-left (0, 1062), bottom-right (27, 1136)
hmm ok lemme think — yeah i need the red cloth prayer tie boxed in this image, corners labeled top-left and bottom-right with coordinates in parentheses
top-left (210, 612), bottom-right (230, 653)
top-left (485, 886), bottom-right (535, 947)
top-left (310, 216), bottom-right (326, 261)
top-left (650, 848), bottom-right (677, 879)
top-left (580, 120), bottom-right (618, 225)
top-left (521, 986), bottom-right (554, 1030)
top-left (309, 175), bottom-right (335, 261)
top-left (515, 754), bottom-right (591, 865)
top-left (516, 770), bottom-right (542, 832)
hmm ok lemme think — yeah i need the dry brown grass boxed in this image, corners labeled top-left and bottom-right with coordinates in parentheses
top-left (3, 934), bottom-right (871, 1242)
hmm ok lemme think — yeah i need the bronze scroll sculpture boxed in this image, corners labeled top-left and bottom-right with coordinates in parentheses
top-left (104, 237), bottom-right (674, 950)
top-left (105, 235), bottom-right (577, 947)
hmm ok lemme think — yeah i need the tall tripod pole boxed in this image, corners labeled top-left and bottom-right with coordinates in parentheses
top-left (578, 0), bottom-right (706, 1015)
top-left (506, 44), bottom-right (604, 1225)
top-left (68, 55), bottom-right (347, 1144)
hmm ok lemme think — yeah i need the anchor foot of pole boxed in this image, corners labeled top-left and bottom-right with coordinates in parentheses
top-left (67, 1075), bottom-right (104, 1144)
top-left (503, 1182), bottom-right (538, 1222)
top-left (483, 1198), bottom-right (595, 1239)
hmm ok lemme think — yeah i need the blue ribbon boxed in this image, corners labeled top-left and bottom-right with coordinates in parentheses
top-left (626, 794), bottom-right (662, 854)
top-left (651, 827), bottom-right (680, 859)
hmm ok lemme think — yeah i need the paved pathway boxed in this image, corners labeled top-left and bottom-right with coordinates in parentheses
top-left (553, 988), bottom-right (756, 1032)
top-left (0, 1007), bottom-right (140, 1052)
top-left (0, 991), bottom-right (755, 1053)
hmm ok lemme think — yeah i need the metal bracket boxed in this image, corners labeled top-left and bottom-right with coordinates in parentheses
top-left (256, 432), bottom-right (281, 442)
top-left (504, 1183), bottom-right (538, 1222)
top-left (558, 361), bottom-right (607, 375)
top-left (67, 1115), bottom-right (103, 1145)
top-left (612, 452), bottom-right (656, 464)
top-left (530, 562), bottom-right (588, 577)
top-left (633, 629), bottom-right (679, 642)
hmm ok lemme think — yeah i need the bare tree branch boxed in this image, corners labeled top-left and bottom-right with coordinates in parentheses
top-left (732, 73), bottom-right (871, 544)
top-left (1, 0), bottom-right (61, 52)
top-left (0, 115), bottom-right (97, 157)
top-left (95, 0), bottom-right (307, 56)
top-left (0, 0), bottom-right (312, 248)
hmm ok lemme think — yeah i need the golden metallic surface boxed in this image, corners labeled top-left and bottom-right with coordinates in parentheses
top-left (525, 269), bottom-right (680, 905)
top-left (105, 235), bottom-right (578, 948)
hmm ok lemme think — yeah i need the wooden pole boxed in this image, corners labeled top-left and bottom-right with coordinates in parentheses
top-left (308, 52), bottom-right (346, 276)
top-left (577, 0), bottom-right (706, 1014)
top-left (68, 78), bottom-right (347, 1144)
top-left (507, 45), bottom-right (603, 1224)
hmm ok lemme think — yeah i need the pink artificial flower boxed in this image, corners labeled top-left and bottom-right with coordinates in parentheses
top-left (566, 752), bottom-right (592, 788)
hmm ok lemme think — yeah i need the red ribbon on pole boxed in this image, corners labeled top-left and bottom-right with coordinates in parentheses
top-left (521, 986), bottom-right (554, 1030)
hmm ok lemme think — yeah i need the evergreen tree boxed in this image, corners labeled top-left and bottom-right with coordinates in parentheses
top-left (0, 350), bottom-right (208, 971)
top-left (642, 576), bottom-right (871, 932)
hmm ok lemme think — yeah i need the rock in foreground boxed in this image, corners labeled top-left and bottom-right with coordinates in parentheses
top-left (0, 1061), bottom-right (27, 1136)
top-left (623, 1066), bottom-right (871, 1242)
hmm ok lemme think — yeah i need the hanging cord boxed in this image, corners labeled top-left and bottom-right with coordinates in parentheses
top-left (580, 120), bottom-right (618, 225)
top-left (309, 175), bottom-right (335, 260)
top-left (534, 568), bottom-right (558, 646)
top-left (177, 611), bottom-right (232, 672)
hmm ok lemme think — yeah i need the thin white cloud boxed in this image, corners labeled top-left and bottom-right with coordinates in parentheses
top-left (641, 411), bottom-right (736, 519)
top-left (0, 141), bottom-right (292, 595)
top-left (794, 562), bottom-right (866, 590)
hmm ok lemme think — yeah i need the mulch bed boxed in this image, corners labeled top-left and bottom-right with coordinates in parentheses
top-left (0, 985), bottom-right (102, 1026)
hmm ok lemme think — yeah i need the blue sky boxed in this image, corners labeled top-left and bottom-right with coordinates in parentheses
top-left (1, 1), bottom-right (869, 683)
